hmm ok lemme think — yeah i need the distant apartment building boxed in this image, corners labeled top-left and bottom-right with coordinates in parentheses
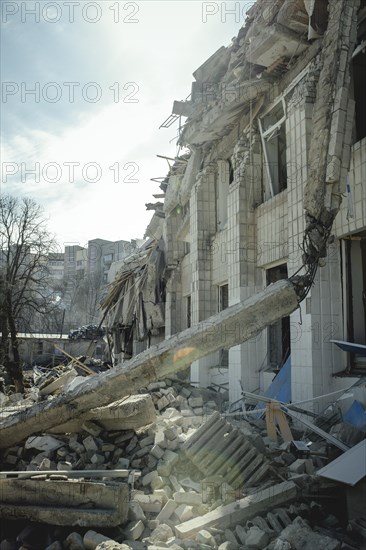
top-left (60, 239), bottom-right (142, 327)
top-left (45, 252), bottom-right (64, 282)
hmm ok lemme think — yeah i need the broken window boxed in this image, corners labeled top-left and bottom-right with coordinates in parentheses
top-left (218, 283), bottom-right (229, 312)
top-left (266, 265), bottom-right (291, 370)
top-left (342, 234), bottom-right (366, 370)
top-left (216, 160), bottom-right (231, 230)
top-left (186, 295), bottom-right (191, 329)
top-left (259, 100), bottom-right (288, 200)
top-left (218, 284), bottom-right (229, 366)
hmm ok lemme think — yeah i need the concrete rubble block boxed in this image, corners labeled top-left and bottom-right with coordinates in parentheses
top-left (235, 525), bottom-right (247, 545)
top-left (153, 488), bottom-right (170, 506)
top-left (244, 526), bottom-right (269, 549)
top-left (154, 430), bottom-right (167, 449)
top-left (82, 435), bottom-right (99, 452)
top-left (147, 456), bottom-right (159, 470)
top-left (114, 431), bottom-right (135, 445)
top-left (150, 444), bottom-right (165, 459)
top-left (151, 475), bottom-right (165, 490)
top-left (128, 501), bottom-right (146, 522)
top-left (64, 532), bottom-right (85, 550)
top-left (175, 481), bottom-right (297, 538)
top-left (266, 512), bottom-right (283, 533)
top-left (91, 453), bottom-right (105, 465)
top-left (126, 436), bottom-right (139, 454)
top-left (288, 459), bottom-right (308, 474)
top-left (157, 396), bottom-right (170, 411)
top-left (132, 492), bottom-right (164, 513)
top-left (139, 434), bottom-right (154, 447)
top-left (179, 478), bottom-right (201, 493)
top-left (188, 396), bottom-right (204, 408)
top-left (92, 394), bottom-right (157, 431)
top-left (180, 387), bottom-right (191, 398)
top-left (124, 520), bottom-right (144, 541)
top-left (196, 530), bottom-right (217, 547)
top-left (115, 458), bottom-right (130, 469)
top-left (147, 381), bottom-right (166, 391)
top-left (223, 530), bottom-right (239, 549)
top-left (24, 435), bottom-right (64, 452)
top-left (278, 517), bottom-right (341, 550)
top-left (164, 426), bottom-right (179, 441)
top-left (173, 491), bottom-right (202, 506)
top-left (157, 450), bottom-right (179, 477)
top-left (165, 438), bottom-right (178, 451)
top-left (169, 475), bottom-right (184, 492)
top-left (0, 479), bottom-right (129, 527)
top-left (156, 499), bottom-right (178, 523)
top-left (149, 523), bottom-right (174, 543)
top-left (162, 485), bottom-right (173, 500)
top-left (82, 420), bottom-right (103, 437)
top-left (174, 504), bottom-right (194, 523)
top-left (250, 516), bottom-right (273, 534)
top-left (273, 508), bottom-right (292, 528)
top-left (69, 439), bottom-right (85, 454)
top-left (142, 470), bottom-right (159, 487)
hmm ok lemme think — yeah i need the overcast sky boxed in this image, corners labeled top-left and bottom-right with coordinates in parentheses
top-left (1, 1), bottom-right (250, 250)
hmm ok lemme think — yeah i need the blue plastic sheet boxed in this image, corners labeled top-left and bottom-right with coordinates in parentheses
top-left (343, 400), bottom-right (366, 430)
top-left (251, 356), bottom-right (291, 419)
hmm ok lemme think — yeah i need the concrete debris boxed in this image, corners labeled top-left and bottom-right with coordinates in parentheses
top-left (0, 376), bottom-right (364, 548)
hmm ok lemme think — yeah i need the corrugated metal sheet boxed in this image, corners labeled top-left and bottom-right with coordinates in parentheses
top-left (317, 439), bottom-right (366, 486)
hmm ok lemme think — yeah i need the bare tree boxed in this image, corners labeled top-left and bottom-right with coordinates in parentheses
top-left (0, 195), bottom-right (58, 391)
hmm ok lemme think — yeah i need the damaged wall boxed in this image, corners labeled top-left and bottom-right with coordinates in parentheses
top-left (156, 0), bottom-right (365, 405)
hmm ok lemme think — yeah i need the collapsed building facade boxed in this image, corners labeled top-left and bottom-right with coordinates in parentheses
top-left (2, 2), bottom-right (366, 547)
top-left (105, 0), bottom-right (366, 407)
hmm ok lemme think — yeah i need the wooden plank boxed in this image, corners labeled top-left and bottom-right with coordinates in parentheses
top-left (54, 345), bottom-right (95, 376)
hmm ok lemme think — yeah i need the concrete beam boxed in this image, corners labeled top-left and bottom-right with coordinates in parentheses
top-left (174, 481), bottom-right (297, 538)
top-left (0, 279), bottom-right (298, 448)
top-left (0, 479), bottom-right (128, 526)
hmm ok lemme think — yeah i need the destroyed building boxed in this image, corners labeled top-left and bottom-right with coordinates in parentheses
top-left (104, 0), bottom-right (366, 408)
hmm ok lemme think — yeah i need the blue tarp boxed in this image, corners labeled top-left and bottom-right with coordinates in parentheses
top-left (343, 400), bottom-right (366, 430)
top-left (250, 356), bottom-right (291, 419)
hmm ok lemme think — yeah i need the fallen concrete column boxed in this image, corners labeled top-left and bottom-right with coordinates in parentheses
top-left (49, 393), bottom-right (156, 434)
top-left (174, 481), bottom-right (297, 538)
top-left (303, 0), bottom-right (360, 258)
top-left (0, 479), bottom-right (128, 527)
top-left (0, 279), bottom-right (298, 448)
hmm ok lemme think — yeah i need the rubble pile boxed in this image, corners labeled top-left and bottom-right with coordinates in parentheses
top-left (0, 377), bottom-right (363, 549)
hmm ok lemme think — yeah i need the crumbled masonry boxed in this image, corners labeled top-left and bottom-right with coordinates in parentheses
top-left (1, 377), bottom-right (363, 548)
